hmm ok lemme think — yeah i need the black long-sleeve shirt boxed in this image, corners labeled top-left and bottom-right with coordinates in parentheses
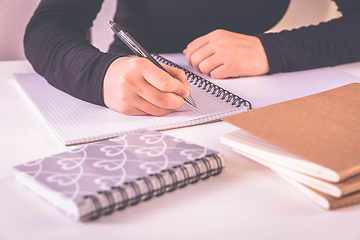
top-left (24, 0), bottom-right (360, 107)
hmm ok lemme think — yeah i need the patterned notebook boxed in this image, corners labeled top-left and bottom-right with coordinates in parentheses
top-left (13, 130), bottom-right (223, 221)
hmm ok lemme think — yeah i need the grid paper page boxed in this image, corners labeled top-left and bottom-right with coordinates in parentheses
top-left (14, 73), bottom-right (248, 145)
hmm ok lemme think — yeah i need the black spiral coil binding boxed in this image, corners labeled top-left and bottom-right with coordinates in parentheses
top-left (112, 186), bottom-right (128, 210)
top-left (151, 173), bottom-right (167, 196)
top-left (83, 195), bottom-right (102, 220)
top-left (185, 160), bottom-right (201, 184)
top-left (196, 156), bottom-right (212, 180)
top-left (173, 164), bottom-right (190, 188)
top-left (82, 153), bottom-right (223, 221)
top-left (211, 154), bottom-right (223, 176)
top-left (153, 54), bottom-right (252, 110)
top-left (97, 190), bottom-right (116, 215)
top-left (124, 181), bottom-right (142, 206)
top-left (136, 176), bottom-right (154, 201)
top-left (161, 168), bottom-right (178, 192)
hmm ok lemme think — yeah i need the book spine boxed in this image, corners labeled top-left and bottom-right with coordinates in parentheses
top-left (80, 153), bottom-right (223, 221)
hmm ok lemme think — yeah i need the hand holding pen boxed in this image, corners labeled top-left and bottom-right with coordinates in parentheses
top-left (107, 21), bottom-right (197, 110)
top-left (102, 55), bottom-right (193, 116)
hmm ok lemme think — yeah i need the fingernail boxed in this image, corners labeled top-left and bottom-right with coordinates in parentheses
top-left (182, 87), bottom-right (190, 97)
top-left (187, 85), bottom-right (192, 94)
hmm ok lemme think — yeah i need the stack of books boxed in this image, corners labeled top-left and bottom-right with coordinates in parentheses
top-left (221, 83), bottom-right (360, 209)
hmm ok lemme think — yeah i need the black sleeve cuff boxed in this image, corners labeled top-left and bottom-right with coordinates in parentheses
top-left (257, 33), bottom-right (287, 74)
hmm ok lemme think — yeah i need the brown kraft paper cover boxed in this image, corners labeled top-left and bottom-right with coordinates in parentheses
top-left (222, 83), bottom-right (360, 181)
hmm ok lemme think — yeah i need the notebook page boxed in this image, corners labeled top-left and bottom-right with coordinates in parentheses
top-left (14, 73), bottom-right (247, 145)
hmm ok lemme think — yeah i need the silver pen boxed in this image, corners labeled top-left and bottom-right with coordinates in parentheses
top-left (108, 20), bottom-right (197, 108)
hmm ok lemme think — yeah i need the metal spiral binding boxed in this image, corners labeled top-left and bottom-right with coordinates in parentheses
top-left (82, 153), bottom-right (223, 220)
top-left (136, 176), bottom-right (154, 201)
top-left (124, 181), bottom-right (142, 206)
top-left (196, 157), bottom-right (212, 180)
top-left (153, 54), bottom-right (252, 109)
top-left (112, 186), bottom-right (129, 210)
top-left (173, 164), bottom-right (190, 188)
top-left (151, 173), bottom-right (167, 196)
top-left (97, 190), bottom-right (116, 215)
top-left (211, 154), bottom-right (223, 175)
top-left (83, 195), bottom-right (102, 220)
top-left (185, 161), bottom-right (201, 184)
top-left (161, 168), bottom-right (178, 192)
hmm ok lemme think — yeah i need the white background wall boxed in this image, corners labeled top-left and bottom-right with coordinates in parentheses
top-left (0, 0), bottom-right (41, 61)
top-left (0, 0), bottom-right (342, 61)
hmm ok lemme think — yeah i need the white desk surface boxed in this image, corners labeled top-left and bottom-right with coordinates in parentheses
top-left (1, 60), bottom-right (360, 240)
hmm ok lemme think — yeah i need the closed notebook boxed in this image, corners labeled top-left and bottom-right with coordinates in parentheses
top-left (221, 83), bottom-right (360, 183)
top-left (232, 148), bottom-right (360, 198)
top-left (13, 130), bottom-right (223, 221)
top-left (276, 172), bottom-right (360, 210)
top-left (233, 148), bottom-right (360, 210)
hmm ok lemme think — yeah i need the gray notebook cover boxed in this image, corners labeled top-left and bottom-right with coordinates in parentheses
top-left (13, 130), bottom-right (223, 221)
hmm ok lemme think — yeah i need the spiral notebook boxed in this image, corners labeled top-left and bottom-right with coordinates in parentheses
top-left (13, 130), bottom-right (223, 221)
top-left (14, 54), bottom-right (251, 146)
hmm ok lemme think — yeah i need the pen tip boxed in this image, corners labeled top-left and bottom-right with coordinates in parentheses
top-left (108, 20), bottom-right (114, 25)
top-left (185, 95), bottom-right (197, 108)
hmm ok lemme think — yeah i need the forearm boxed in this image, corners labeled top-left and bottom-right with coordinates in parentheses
top-left (24, 0), bottom-right (125, 106)
top-left (258, 1), bottom-right (360, 74)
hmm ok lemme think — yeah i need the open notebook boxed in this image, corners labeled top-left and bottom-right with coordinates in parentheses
top-left (13, 129), bottom-right (223, 221)
top-left (14, 53), bottom-right (360, 145)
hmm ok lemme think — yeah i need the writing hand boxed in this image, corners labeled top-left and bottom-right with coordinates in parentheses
top-left (183, 29), bottom-right (269, 78)
top-left (103, 57), bottom-right (192, 116)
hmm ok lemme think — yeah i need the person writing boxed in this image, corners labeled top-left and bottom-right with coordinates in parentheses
top-left (24, 0), bottom-right (360, 116)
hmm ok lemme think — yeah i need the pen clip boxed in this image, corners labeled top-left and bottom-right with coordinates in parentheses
top-left (109, 21), bottom-right (148, 58)
top-left (119, 32), bottom-right (148, 58)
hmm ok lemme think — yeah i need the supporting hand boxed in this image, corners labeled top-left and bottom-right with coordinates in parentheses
top-left (183, 29), bottom-right (269, 78)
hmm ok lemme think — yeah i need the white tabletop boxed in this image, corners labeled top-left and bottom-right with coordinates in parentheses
top-left (1, 60), bottom-right (360, 240)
